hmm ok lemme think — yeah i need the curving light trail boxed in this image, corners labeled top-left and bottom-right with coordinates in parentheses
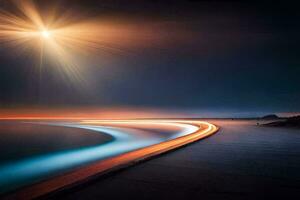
top-left (2, 119), bottom-right (218, 199)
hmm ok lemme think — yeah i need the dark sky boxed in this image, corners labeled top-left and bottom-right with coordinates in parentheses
top-left (0, 0), bottom-right (299, 116)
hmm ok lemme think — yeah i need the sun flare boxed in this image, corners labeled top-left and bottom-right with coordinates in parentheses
top-left (41, 30), bottom-right (50, 39)
top-left (0, 0), bottom-right (126, 83)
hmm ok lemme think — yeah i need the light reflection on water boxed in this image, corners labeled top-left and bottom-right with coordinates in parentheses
top-left (0, 121), bottom-right (197, 194)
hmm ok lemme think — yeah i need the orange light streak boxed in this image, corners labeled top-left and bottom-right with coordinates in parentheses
top-left (7, 119), bottom-right (218, 200)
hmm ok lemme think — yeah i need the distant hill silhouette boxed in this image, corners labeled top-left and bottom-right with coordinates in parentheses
top-left (261, 114), bottom-right (280, 120)
top-left (264, 115), bottom-right (300, 128)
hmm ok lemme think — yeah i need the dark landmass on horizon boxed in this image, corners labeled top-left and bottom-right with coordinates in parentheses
top-left (264, 115), bottom-right (300, 128)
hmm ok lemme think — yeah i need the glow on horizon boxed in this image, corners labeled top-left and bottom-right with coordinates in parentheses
top-left (0, 107), bottom-right (193, 120)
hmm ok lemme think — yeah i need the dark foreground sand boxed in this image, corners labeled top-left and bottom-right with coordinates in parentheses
top-left (47, 120), bottom-right (300, 200)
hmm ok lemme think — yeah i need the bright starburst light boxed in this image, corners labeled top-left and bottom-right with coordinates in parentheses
top-left (41, 30), bottom-right (50, 39)
top-left (0, 0), bottom-right (127, 83)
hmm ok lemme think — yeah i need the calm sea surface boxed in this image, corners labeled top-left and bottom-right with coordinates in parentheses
top-left (52, 120), bottom-right (300, 199)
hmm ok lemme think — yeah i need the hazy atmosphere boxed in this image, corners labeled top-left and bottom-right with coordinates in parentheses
top-left (1, 0), bottom-right (299, 117)
top-left (0, 1), bottom-right (299, 199)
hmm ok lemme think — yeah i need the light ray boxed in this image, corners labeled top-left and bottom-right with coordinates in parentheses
top-left (0, 0), bottom-right (128, 83)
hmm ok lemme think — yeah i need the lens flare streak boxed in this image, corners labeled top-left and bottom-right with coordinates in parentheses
top-left (1, 119), bottom-right (218, 199)
top-left (0, 0), bottom-right (131, 82)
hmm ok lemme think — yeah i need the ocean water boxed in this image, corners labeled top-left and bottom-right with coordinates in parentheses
top-left (52, 120), bottom-right (300, 199)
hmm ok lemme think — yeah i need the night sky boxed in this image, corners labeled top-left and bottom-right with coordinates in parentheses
top-left (0, 0), bottom-right (299, 116)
